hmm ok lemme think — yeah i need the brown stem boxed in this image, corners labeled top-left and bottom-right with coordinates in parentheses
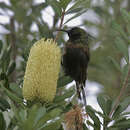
top-left (55, 10), bottom-right (65, 42)
top-left (109, 65), bottom-right (130, 118)
top-left (10, 17), bottom-right (16, 61)
top-left (10, 17), bottom-right (17, 81)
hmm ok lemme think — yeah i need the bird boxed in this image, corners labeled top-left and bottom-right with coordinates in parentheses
top-left (57, 27), bottom-right (91, 106)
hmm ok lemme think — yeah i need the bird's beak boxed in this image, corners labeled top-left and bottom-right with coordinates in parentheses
top-left (55, 29), bottom-right (69, 33)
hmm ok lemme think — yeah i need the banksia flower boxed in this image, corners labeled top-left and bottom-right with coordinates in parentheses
top-left (23, 38), bottom-right (61, 102)
top-left (64, 105), bottom-right (83, 130)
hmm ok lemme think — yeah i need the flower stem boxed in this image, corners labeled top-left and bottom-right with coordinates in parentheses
top-left (109, 65), bottom-right (130, 118)
top-left (55, 10), bottom-right (65, 41)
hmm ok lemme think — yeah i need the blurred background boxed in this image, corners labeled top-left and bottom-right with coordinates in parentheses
top-left (0, 0), bottom-right (130, 129)
top-left (0, 0), bottom-right (130, 100)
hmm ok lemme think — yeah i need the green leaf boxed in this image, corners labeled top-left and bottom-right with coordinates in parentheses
top-left (46, 0), bottom-right (62, 16)
top-left (66, 7), bottom-right (84, 14)
top-left (34, 107), bottom-right (46, 126)
top-left (120, 9), bottom-right (130, 23)
top-left (40, 119), bottom-right (62, 130)
top-left (0, 83), bottom-right (23, 103)
top-left (86, 105), bottom-right (101, 129)
top-left (97, 95), bottom-right (106, 114)
top-left (59, 0), bottom-right (72, 10)
top-left (7, 62), bottom-right (16, 76)
top-left (1, 46), bottom-right (11, 72)
top-left (0, 2), bottom-right (11, 9)
top-left (0, 73), bottom-right (7, 81)
top-left (0, 40), bottom-right (3, 54)
top-left (111, 119), bottom-right (130, 129)
top-left (83, 123), bottom-right (89, 130)
top-left (35, 108), bottom-right (62, 129)
top-left (112, 105), bottom-right (122, 119)
top-left (66, 0), bottom-right (90, 13)
top-left (64, 9), bottom-right (88, 24)
top-left (112, 21), bottom-right (129, 41)
top-left (57, 76), bottom-right (73, 87)
top-left (22, 104), bottom-right (46, 130)
top-left (114, 37), bottom-right (129, 63)
top-left (0, 112), bottom-right (6, 130)
top-left (0, 97), bottom-right (10, 111)
top-left (54, 89), bottom-right (74, 103)
top-left (108, 56), bottom-right (122, 73)
top-left (9, 83), bottom-right (23, 98)
top-left (105, 99), bottom-right (112, 115)
top-left (120, 96), bottom-right (130, 113)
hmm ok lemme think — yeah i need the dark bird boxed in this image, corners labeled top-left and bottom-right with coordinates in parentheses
top-left (57, 27), bottom-right (91, 106)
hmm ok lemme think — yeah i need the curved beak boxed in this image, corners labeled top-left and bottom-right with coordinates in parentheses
top-left (55, 29), bottom-right (69, 33)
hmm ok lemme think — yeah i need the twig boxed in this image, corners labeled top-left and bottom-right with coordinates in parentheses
top-left (10, 17), bottom-right (16, 61)
top-left (109, 65), bottom-right (130, 118)
top-left (55, 9), bottom-right (65, 42)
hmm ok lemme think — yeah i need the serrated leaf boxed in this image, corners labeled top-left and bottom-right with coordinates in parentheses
top-left (114, 37), bottom-right (129, 63)
top-left (0, 112), bottom-right (6, 130)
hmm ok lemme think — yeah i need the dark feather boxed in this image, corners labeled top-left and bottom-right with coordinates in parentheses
top-left (62, 43), bottom-right (89, 106)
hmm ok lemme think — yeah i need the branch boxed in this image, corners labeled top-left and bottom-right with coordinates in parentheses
top-left (10, 17), bottom-right (16, 61)
top-left (55, 10), bottom-right (65, 42)
top-left (109, 65), bottom-right (130, 118)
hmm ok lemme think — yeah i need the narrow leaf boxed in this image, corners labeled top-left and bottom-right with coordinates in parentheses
top-left (0, 40), bottom-right (3, 54)
top-left (86, 105), bottom-right (101, 129)
top-left (108, 56), bottom-right (122, 73)
top-left (57, 76), bottom-right (73, 87)
top-left (0, 112), bottom-right (6, 130)
top-left (7, 62), bottom-right (16, 76)
top-left (115, 37), bottom-right (129, 63)
top-left (64, 9), bottom-right (87, 24)
top-left (97, 95), bottom-right (106, 114)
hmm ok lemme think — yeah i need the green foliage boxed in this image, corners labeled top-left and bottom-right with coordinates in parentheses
top-left (0, 0), bottom-right (130, 129)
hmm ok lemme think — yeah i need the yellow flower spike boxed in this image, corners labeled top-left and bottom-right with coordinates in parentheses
top-left (23, 38), bottom-right (61, 102)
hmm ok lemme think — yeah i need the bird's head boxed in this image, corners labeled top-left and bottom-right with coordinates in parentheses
top-left (56, 27), bottom-right (88, 43)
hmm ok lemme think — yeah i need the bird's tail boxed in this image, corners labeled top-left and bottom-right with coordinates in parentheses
top-left (76, 82), bottom-right (81, 100)
top-left (76, 82), bottom-right (87, 106)
top-left (81, 84), bottom-right (87, 106)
